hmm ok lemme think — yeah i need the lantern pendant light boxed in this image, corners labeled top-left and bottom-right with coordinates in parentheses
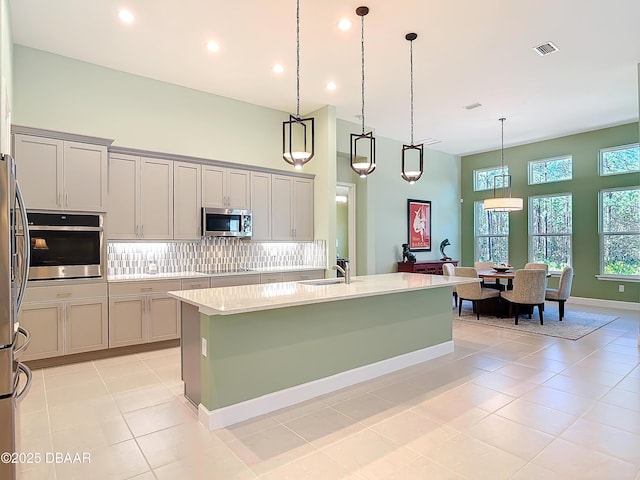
top-left (350, 6), bottom-right (376, 178)
top-left (483, 118), bottom-right (523, 212)
top-left (401, 32), bottom-right (423, 184)
top-left (282, 0), bottom-right (315, 170)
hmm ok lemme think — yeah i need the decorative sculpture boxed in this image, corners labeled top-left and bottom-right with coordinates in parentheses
top-left (439, 238), bottom-right (452, 261)
top-left (402, 243), bottom-right (416, 263)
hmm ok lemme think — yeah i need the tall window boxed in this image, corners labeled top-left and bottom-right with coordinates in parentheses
top-left (529, 194), bottom-right (572, 272)
top-left (474, 201), bottom-right (509, 263)
top-left (599, 187), bottom-right (640, 276)
top-left (528, 155), bottom-right (572, 184)
top-left (599, 144), bottom-right (640, 176)
top-left (474, 166), bottom-right (508, 191)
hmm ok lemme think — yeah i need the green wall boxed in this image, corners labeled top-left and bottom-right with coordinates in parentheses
top-left (461, 123), bottom-right (639, 303)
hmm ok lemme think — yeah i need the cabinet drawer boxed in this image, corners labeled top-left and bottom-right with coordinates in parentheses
top-left (24, 282), bottom-right (108, 303)
top-left (180, 278), bottom-right (211, 290)
top-left (210, 274), bottom-right (261, 288)
top-left (282, 270), bottom-right (325, 282)
top-left (260, 273), bottom-right (283, 284)
top-left (109, 280), bottom-right (182, 296)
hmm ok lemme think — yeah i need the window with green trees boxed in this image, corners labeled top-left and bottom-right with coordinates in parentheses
top-left (599, 144), bottom-right (639, 175)
top-left (600, 187), bottom-right (640, 276)
top-left (529, 155), bottom-right (572, 184)
top-left (474, 166), bottom-right (508, 191)
top-left (529, 194), bottom-right (572, 272)
top-left (474, 201), bottom-right (509, 263)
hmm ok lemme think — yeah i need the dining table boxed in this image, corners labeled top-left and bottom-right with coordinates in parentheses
top-left (476, 269), bottom-right (517, 290)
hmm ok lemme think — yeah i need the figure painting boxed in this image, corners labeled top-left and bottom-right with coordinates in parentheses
top-left (407, 199), bottom-right (431, 251)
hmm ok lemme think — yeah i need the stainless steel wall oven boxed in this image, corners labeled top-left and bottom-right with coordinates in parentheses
top-left (27, 212), bottom-right (104, 281)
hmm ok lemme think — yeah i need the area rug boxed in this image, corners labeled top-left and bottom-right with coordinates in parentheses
top-left (455, 306), bottom-right (618, 340)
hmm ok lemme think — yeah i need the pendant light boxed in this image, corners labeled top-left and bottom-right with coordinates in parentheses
top-left (401, 32), bottom-right (423, 184)
top-left (350, 6), bottom-right (376, 178)
top-left (282, 0), bottom-right (314, 170)
top-left (483, 118), bottom-right (523, 212)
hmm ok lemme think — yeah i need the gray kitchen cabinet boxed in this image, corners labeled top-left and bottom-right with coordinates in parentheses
top-left (271, 175), bottom-right (314, 241)
top-left (260, 272), bottom-right (283, 284)
top-left (108, 280), bottom-right (180, 348)
top-left (250, 171), bottom-right (272, 241)
top-left (174, 161), bottom-right (202, 240)
top-left (14, 134), bottom-right (107, 212)
top-left (107, 153), bottom-right (173, 239)
top-left (281, 270), bottom-right (325, 282)
top-left (180, 277), bottom-right (211, 290)
top-left (210, 274), bottom-right (261, 287)
top-left (202, 165), bottom-right (250, 210)
top-left (19, 283), bottom-right (108, 361)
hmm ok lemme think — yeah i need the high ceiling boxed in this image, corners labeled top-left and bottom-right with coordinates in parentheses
top-left (9, 0), bottom-right (640, 156)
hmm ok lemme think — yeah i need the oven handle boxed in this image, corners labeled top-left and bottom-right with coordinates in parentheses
top-left (13, 327), bottom-right (32, 360)
top-left (15, 362), bottom-right (32, 403)
top-left (28, 225), bottom-right (103, 232)
top-left (15, 182), bottom-right (30, 316)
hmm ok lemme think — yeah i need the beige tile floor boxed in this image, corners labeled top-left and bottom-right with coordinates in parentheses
top-left (16, 303), bottom-right (640, 480)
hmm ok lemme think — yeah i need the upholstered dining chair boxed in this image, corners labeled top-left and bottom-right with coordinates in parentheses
top-left (524, 262), bottom-right (548, 272)
top-left (454, 267), bottom-right (500, 319)
top-left (545, 266), bottom-right (574, 321)
top-left (501, 269), bottom-right (547, 325)
top-left (442, 262), bottom-right (457, 307)
top-left (474, 261), bottom-right (500, 289)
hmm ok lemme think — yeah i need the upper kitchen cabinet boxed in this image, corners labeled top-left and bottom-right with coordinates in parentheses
top-left (174, 161), bottom-right (202, 240)
top-left (271, 175), bottom-right (314, 241)
top-left (13, 133), bottom-right (108, 212)
top-left (250, 171), bottom-right (272, 241)
top-left (108, 153), bottom-right (174, 240)
top-left (202, 165), bottom-right (250, 210)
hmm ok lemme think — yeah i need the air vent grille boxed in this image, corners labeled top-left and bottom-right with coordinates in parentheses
top-left (416, 138), bottom-right (441, 146)
top-left (463, 102), bottom-right (483, 110)
top-left (533, 42), bottom-right (559, 56)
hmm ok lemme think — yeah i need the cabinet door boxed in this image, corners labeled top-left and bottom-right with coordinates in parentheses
top-left (293, 178), bottom-right (314, 240)
top-left (140, 157), bottom-right (174, 239)
top-left (18, 303), bottom-right (64, 361)
top-left (148, 295), bottom-right (180, 342)
top-left (109, 296), bottom-right (145, 347)
top-left (174, 161), bottom-right (202, 240)
top-left (202, 165), bottom-right (226, 208)
top-left (63, 141), bottom-right (107, 211)
top-left (250, 172), bottom-right (271, 240)
top-left (227, 169), bottom-right (250, 209)
top-left (107, 153), bottom-right (139, 239)
top-left (271, 175), bottom-right (294, 240)
top-left (13, 134), bottom-right (63, 210)
top-left (66, 299), bottom-right (108, 354)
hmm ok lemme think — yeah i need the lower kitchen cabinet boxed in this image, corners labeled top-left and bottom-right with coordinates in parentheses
top-left (108, 280), bottom-right (180, 348)
top-left (19, 283), bottom-right (108, 361)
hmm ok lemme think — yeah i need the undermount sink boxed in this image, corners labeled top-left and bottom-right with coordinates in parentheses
top-left (299, 278), bottom-right (345, 286)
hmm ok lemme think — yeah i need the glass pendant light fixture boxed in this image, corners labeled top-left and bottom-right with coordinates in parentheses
top-left (483, 117), bottom-right (523, 212)
top-left (350, 6), bottom-right (376, 178)
top-left (401, 32), bottom-right (423, 184)
top-left (282, 0), bottom-right (314, 170)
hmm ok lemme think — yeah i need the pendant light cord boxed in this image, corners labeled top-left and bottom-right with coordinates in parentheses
top-left (360, 12), bottom-right (365, 134)
top-left (296, 0), bottom-right (301, 119)
top-left (410, 39), bottom-right (414, 145)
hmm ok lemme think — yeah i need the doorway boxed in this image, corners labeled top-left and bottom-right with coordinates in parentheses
top-left (336, 182), bottom-right (356, 274)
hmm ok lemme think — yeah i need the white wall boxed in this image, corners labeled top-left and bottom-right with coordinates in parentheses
top-left (0, 0), bottom-right (12, 153)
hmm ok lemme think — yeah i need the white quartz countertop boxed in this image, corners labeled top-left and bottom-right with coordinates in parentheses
top-left (108, 266), bottom-right (325, 282)
top-left (168, 272), bottom-right (479, 316)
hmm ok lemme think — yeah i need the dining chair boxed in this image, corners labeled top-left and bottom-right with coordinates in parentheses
top-left (501, 269), bottom-right (547, 325)
top-left (474, 261), bottom-right (500, 289)
top-left (545, 266), bottom-right (574, 321)
top-left (454, 267), bottom-right (500, 319)
top-left (524, 262), bottom-right (548, 272)
top-left (442, 262), bottom-right (457, 307)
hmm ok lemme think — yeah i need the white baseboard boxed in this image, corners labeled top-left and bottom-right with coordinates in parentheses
top-left (198, 340), bottom-right (454, 430)
top-left (566, 296), bottom-right (640, 312)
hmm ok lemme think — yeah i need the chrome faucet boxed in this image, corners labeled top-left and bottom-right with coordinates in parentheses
top-left (332, 261), bottom-right (351, 284)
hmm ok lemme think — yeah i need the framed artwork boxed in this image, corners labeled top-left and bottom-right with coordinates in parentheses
top-left (407, 199), bottom-right (431, 251)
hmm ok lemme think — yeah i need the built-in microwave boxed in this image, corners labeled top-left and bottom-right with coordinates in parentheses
top-left (201, 207), bottom-right (252, 238)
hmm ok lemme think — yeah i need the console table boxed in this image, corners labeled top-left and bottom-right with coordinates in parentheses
top-left (397, 260), bottom-right (458, 275)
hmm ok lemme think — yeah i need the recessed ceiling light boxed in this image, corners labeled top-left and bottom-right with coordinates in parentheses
top-left (338, 18), bottom-right (352, 31)
top-left (206, 41), bottom-right (220, 52)
top-left (272, 64), bottom-right (284, 74)
top-left (118, 9), bottom-right (135, 24)
top-left (326, 81), bottom-right (337, 90)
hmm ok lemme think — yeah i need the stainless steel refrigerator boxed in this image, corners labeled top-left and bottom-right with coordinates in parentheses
top-left (0, 153), bottom-right (31, 480)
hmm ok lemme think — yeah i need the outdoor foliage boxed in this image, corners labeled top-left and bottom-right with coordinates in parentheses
top-left (601, 187), bottom-right (640, 275)
top-left (530, 194), bottom-right (572, 271)
top-left (600, 144), bottom-right (639, 175)
top-left (529, 155), bottom-right (572, 184)
top-left (474, 167), bottom-right (507, 191)
top-left (475, 201), bottom-right (509, 263)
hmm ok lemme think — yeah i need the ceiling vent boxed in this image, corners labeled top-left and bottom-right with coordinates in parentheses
top-left (533, 42), bottom-right (559, 56)
top-left (463, 102), bottom-right (483, 110)
top-left (416, 138), bottom-right (441, 146)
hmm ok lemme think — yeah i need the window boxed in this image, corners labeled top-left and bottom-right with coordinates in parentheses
top-left (474, 166), bottom-right (508, 191)
top-left (528, 155), bottom-right (572, 184)
top-left (529, 194), bottom-right (572, 272)
top-left (599, 187), bottom-right (640, 276)
top-left (599, 144), bottom-right (640, 176)
top-left (474, 201), bottom-right (509, 263)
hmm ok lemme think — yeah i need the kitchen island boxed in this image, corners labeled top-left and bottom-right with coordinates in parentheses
top-left (169, 272), bottom-right (478, 430)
